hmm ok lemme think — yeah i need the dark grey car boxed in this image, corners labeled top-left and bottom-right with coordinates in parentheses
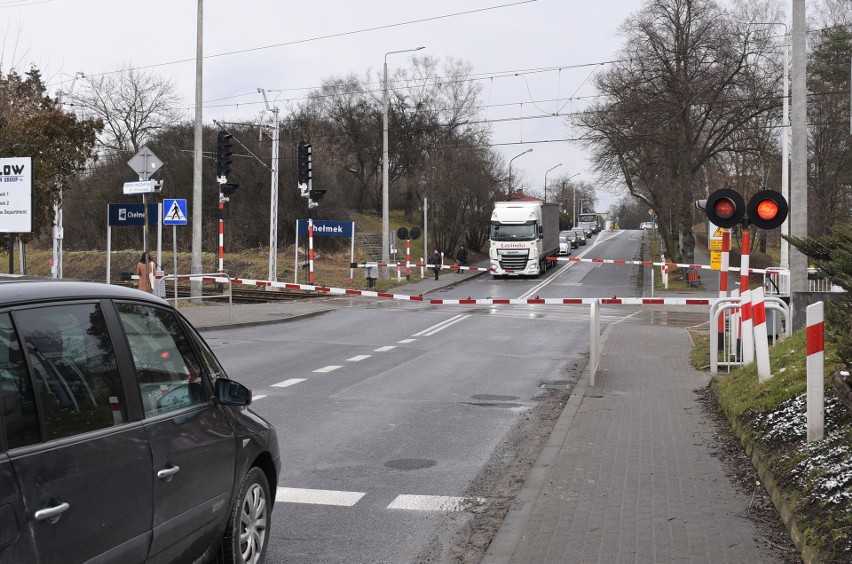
top-left (0, 278), bottom-right (280, 564)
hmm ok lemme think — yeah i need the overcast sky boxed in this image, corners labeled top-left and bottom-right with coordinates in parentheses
top-left (2, 0), bottom-right (658, 212)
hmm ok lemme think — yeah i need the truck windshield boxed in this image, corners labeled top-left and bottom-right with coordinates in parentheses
top-left (491, 221), bottom-right (536, 241)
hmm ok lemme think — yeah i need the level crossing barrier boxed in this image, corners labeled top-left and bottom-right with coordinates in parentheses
top-left (709, 295), bottom-right (789, 375)
top-left (157, 272), bottom-right (233, 320)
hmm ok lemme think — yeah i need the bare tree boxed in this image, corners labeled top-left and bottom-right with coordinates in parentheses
top-left (68, 65), bottom-right (184, 154)
top-left (576, 0), bottom-right (783, 262)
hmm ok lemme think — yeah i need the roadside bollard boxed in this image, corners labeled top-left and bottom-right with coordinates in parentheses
top-left (806, 302), bottom-right (825, 442)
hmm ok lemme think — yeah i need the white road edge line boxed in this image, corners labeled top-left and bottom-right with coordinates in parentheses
top-left (412, 314), bottom-right (465, 337)
top-left (276, 487), bottom-right (365, 507)
top-left (271, 378), bottom-right (306, 388)
top-left (423, 314), bottom-right (470, 336)
top-left (386, 494), bottom-right (486, 512)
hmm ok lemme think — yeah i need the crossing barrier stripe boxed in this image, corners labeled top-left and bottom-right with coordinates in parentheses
top-left (545, 256), bottom-right (769, 274)
top-left (159, 274), bottom-right (711, 306)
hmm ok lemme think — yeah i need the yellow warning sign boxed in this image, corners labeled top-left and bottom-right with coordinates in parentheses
top-left (709, 239), bottom-right (723, 251)
top-left (710, 251), bottom-right (722, 270)
top-left (712, 226), bottom-right (724, 238)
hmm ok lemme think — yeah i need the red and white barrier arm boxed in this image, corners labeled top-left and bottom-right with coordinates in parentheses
top-left (161, 274), bottom-right (711, 306)
top-left (351, 261), bottom-right (494, 272)
top-left (545, 256), bottom-right (769, 274)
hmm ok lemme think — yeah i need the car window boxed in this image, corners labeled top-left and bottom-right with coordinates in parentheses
top-left (0, 313), bottom-right (40, 449)
top-left (115, 303), bottom-right (206, 417)
top-left (14, 303), bottom-right (127, 442)
top-left (180, 316), bottom-right (227, 382)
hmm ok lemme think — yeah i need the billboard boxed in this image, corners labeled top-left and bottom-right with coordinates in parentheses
top-left (0, 157), bottom-right (33, 233)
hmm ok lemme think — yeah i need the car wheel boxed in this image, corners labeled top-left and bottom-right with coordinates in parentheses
top-left (221, 467), bottom-right (271, 564)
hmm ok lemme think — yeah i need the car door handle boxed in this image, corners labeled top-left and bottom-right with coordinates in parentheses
top-left (157, 465), bottom-right (180, 480)
top-left (34, 502), bottom-right (70, 521)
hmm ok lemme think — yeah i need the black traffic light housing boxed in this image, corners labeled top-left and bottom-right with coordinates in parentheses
top-left (221, 183), bottom-right (239, 197)
top-left (309, 189), bottom-right (326, 204)
top-left (698, 188), bottom-right (787, 230)
top-left (297, 141), bottom-right (312, 185)
top-left (216, 131), bottom-right (233, 178)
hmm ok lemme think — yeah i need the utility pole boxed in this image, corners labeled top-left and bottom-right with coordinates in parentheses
top-left (790, 0), bottom-right (808, 329)
top-left (259, 88), bottom-right (280, 282)
top-left (191, 0), bottom-right (204, 299)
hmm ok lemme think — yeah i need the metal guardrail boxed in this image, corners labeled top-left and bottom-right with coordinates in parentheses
top-left (156, 272), bottom-right (233, 320)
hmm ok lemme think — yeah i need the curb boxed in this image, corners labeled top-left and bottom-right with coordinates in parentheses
top-left (709, 377), bottom-right (823, 564)
top-left (192, 308), bottom-right (336, 333)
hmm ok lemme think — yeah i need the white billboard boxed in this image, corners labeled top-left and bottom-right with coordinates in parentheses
top-left (0, 157), bottom-right (33, 233)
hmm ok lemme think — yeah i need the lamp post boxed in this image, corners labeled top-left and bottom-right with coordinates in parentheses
top-left (543, 163), bottom-right (562, 201)
top-left (507, 148), bottom-right (533, 200)
top-left (383, 46), bottom-right (425, 278)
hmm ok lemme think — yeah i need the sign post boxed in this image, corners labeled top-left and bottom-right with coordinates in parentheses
top-left (127, 146), bottom-right (164, 262)
top-left (163, 199), bottom-right (188, 302)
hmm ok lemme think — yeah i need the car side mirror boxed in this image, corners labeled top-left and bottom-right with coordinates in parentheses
top-left (214, 378), bottom-right (252, 407)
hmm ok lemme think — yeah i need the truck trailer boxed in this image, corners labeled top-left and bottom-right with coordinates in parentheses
top-left (489, 201), bottom-right (560, 277)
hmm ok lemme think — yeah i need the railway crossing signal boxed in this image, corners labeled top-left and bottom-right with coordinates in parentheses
top-left (216, 131), bottom-right (233, 179)
top-left (696, 188), bottom-right (787, 229)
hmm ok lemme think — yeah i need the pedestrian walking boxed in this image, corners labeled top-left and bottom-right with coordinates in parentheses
top-left (430, 249), bottom-right (442, 280)
top-left (456, 245), bottom-right (468, 273)
top-left (136, 252), bottom-right (155, 293)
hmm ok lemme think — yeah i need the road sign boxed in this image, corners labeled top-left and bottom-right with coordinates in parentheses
top-left (108, 203), bottom-right (159, 226)
top-left (710, 251), bottom-right (722, 270)
top-left (123, 180), bottom-right (158, 195)
top-left (297, 220), bottom-right (353, 238)
top-left (163, 199), bottom-right (188, 226)
top-left (708, 222), bottom-right (724, 251)
top-left (127, 146), bottom-right (163, 180)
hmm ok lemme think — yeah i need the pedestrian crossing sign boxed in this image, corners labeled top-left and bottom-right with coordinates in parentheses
top-left (163, 199), bottom-right (188, 226)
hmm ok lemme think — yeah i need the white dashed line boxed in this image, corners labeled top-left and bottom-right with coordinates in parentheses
top-left (397, 338), bottom-right (416, 344)
top-left (313, 365), bottom-right (342, 373)
top-left (276, 487), bottom-right (365, 507)
top-left (374, 345), bottom-right (396, 352)
top-left (252, 394), bottom-right (267, 401)
top-left (272, 378), bottom-right (306, 388)
top-left (346, 355), bottom-right (371, 362)
top-left (386, 494), bottom-right (485, 512)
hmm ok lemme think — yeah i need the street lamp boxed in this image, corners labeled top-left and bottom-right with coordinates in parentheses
top-left (507, 148), bottom-right (533, 200)
top-left (383, 46), bottom-right (425, 278)
top-left (543, 163), bottom-right (562, 201)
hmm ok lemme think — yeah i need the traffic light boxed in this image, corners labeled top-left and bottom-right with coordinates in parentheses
top-left (216, 131), bottom-right (233, 178)
top-left (221, 183), bottom-right (239, 197)
top-left (297, 141), bottom-right (312, 185)
top-left (703, 188), bottom-right (745, 228)
top-left (697, 188), bottom-right (788, 230)
top-left (746, 189), bottom-right (788, 230)
top-left (309, 189), bottom-right (326, 203)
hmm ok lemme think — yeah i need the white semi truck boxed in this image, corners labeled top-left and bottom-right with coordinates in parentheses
top-left (489, 201), bottom-right (561, 278)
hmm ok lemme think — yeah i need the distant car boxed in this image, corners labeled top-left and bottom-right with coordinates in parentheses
top-left (558, 231), bottom-right (574, 255)
top-left (0, 277), bottom-right (280, 564)
top-left (572, 228), bottom-right (587, 246)
top-left (640, 221), bottom-right (657, 230)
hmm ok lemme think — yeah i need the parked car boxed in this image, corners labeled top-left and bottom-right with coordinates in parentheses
top-left (0, 277), bottom-right (280, 564)
top-left (572, 228), bottom-right (587, 246)
top-left (558, 231), bottom-right (574, 255)
top-left (640, 221), bottom-right (657, 230)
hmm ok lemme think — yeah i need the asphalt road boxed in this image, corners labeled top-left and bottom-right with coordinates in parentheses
top-left (205, 229), bottom-right (700, 563)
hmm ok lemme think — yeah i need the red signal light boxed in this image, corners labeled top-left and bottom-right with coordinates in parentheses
top-left (755, 199), bottom-right (778, 220)
top-left (714, 199), bottom-right (736, 219)
top-left (747, 190), bottom-right (788, 230)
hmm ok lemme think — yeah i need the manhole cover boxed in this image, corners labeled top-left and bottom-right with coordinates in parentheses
top-left (385, 458), bottom-right (437, 470)
top-left (471, 394), bottom-right (520, 402)
top-left (464, 402), bottom-right (525, 409)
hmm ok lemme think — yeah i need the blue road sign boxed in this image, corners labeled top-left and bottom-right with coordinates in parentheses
top-left (108, 203), bottom-right (159, 226)
top-left (163, 199), bottom-right (188, 226)
top-left (297, 220), bottom-right (354, 238)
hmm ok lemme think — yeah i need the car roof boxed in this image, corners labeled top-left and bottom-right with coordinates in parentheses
top-left (0, 276), bottom-right (168, 308)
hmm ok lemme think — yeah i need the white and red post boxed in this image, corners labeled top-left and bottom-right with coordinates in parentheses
top-left (718, 229), bottom-right (730, 349)
top-left (308, 217), bottom-right (315, 285)
top-left (806, 302), bottom-right (825, 442)
top-left (218, 202), bottom-right (224, 274)
top-left (406, 239), bottom-right (411, 281)
top-left (751, 288), bottom-right (771, 382)
top-left (739, 228), bottom-right (753, 363)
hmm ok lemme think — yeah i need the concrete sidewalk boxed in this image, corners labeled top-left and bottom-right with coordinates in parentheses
top-left (482, 322), bottom-right (781, 563)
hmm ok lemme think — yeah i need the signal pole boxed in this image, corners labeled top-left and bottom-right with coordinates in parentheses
top-left (259, 88), bottom-right (280, 282)
top-left (790, 0), bottom-right (808, 329)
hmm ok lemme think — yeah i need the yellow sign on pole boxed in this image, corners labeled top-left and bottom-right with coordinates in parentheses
top-left (710, 251), bottom-right (722, 270)
top-left (709, 239), bottom-right (723, 251)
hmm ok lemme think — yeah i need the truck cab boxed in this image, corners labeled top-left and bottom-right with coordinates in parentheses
top-left (489, 201), bottom-right (560, 278)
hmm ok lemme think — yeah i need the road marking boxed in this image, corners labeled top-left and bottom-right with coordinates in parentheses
top-left (347, 355), bottom-right (371, 362)
top-left (374, 345), bottom-right (396, 352)
top-left (421, 315), bottom-right (470, 336)
top-left (413, 314), bottom-right (466, 336)
top-left (252, 394), bottom-right (267, 401)
top-left (387, 494), bottom-right (486, 512)
top-left (276, 487), bottom-right (365, 507)
top-left (272, 378), bottom-right (306, 388)
top-left (397, 338), bottom-right (416, 344)
top-left (314, 365), bottom-right (342, 373)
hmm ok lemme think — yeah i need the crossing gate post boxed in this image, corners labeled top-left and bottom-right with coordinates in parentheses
top-left (752, 288), bottom-right (771, 382)
top-left (741, 289), bottom-right (754, 364)
top-left (806, 302), bottom-right (825, 442)
top-left (589, 300), bottom-right (600, 386)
